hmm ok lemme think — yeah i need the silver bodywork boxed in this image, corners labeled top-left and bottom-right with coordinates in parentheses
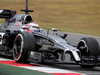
top-left (1, 0), bottom-right (100, 68)
top-left (33, 30), bottom-right (81, 62)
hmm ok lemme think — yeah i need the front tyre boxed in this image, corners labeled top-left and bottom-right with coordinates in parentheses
top-left (77, 37), bottom-right (100, 68)
top-left (13, 32), bottom-right (36, 63)
top-left (78, 37), bottom-right (100, 56)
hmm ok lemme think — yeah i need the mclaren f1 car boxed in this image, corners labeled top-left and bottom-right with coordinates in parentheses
top-left (0, 0), bottom-right (100, 68)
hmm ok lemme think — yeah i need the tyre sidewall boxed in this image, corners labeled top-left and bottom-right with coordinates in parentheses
top-left (13, 32), bottom-right (36, 63)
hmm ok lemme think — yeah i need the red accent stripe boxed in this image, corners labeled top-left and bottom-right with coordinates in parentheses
top-left (0, 61), bottom-right (40, 66)
top-left (52, 73), bottom-right (82, 75)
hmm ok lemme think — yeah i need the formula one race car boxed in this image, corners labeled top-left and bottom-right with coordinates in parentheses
top-left (0, 0), bottom-right (100, 68)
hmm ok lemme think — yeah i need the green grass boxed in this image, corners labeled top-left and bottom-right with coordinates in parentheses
top-left (0, 63), bottom-right (52, 75)
top-left (0, 0), bottom-right (100, 36)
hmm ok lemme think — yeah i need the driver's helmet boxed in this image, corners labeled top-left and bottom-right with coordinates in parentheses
top-left (26, 23), bottom-right (40, 32)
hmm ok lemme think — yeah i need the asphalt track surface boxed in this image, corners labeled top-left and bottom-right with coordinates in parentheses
top-left (61, 32), bottom-right (100, 46)
top-left (0, 24), bottom-right (100, 75)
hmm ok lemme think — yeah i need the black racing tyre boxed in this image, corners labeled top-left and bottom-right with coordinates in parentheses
top-left (13, 32), bottom-right (36, 63)
top-left (77, 37), bottom-right (100, 56)
top-left (78, 37), bottom-right (100, 68)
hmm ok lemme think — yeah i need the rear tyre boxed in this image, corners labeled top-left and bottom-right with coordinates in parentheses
top-left (13, 32), bottom-right (36, 63)
top-left (77, 37), bottom-right (100, 68)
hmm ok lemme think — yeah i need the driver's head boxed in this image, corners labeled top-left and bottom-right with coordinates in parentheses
top-left (27, 23), bottom-right (40, 32)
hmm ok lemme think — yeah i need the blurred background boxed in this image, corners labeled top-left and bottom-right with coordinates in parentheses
top-left (0, 0), bottom-right (100, 36)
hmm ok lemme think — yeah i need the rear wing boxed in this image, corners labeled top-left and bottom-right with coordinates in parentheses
top-left (0, 9), bottom-right (16, 19)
